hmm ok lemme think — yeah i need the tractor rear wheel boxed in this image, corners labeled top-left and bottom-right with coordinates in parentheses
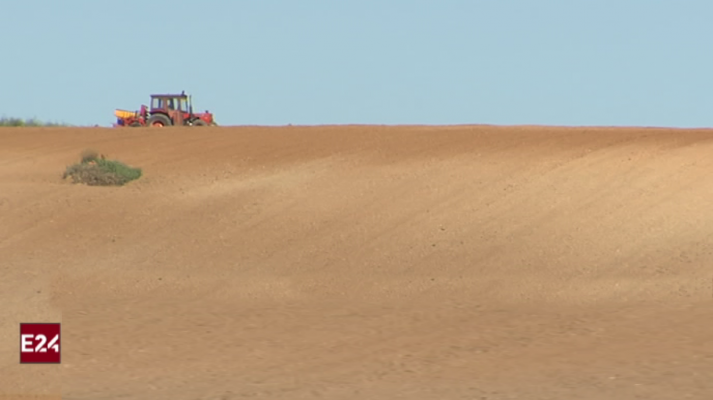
top-left (147, 114), bottom-right (171, 127)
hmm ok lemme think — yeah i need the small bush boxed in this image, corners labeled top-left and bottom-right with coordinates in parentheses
top-left (0, 117), bottom-right (70, 127)
top-left (63, 151), bottom-right (142, 186)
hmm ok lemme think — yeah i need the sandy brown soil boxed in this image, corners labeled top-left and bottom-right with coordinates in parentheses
top-left (1, 124), bottom-right (712, 399)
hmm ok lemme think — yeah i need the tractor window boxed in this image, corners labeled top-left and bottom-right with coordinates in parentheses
top-left (151, 98), bottom-right (165, 109)
top-left (179, 98), bottom-right (189, 112)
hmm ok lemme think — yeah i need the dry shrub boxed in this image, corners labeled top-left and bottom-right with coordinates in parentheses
top-left (63, 150), bottom-right (142, 186)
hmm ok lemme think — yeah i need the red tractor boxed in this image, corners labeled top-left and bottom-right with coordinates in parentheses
top-left (114, 91), bottom-right (217, 127)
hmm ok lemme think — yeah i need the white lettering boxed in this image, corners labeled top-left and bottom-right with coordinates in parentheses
top-left (47, 334), bottom-right (59, 352)
top-left (21, 335), bottom-right (34, 352)
top-left (34, 334), bottom-right (47, 352)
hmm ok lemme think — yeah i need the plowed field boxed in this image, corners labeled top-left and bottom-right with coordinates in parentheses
top-left (2, 125), bottom-right (712, 399)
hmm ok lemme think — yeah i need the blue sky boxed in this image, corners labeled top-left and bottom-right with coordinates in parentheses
top-left (1, 0), bottom-right (712, 127)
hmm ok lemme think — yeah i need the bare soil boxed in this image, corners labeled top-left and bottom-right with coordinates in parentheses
top-left (1, 125), bottom-right (712, 399)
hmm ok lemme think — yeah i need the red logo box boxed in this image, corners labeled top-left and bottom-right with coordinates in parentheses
top-left (20, 323), bottom-right (61, 364)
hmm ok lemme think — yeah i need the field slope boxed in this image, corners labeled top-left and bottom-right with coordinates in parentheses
top-left (1, 125), bottom-right (712, 400)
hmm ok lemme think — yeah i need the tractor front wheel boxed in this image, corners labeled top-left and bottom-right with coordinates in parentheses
top-left (147, 114), bottom-right (171, 127)
top-left (192, 119), bottom-right (208, 126)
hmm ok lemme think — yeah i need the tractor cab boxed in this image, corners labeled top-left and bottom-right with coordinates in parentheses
top-left (150, 93), bottom-right (190, 113)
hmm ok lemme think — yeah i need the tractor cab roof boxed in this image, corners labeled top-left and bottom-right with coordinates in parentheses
top-left (150, 91), bottom-right (189, 99)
